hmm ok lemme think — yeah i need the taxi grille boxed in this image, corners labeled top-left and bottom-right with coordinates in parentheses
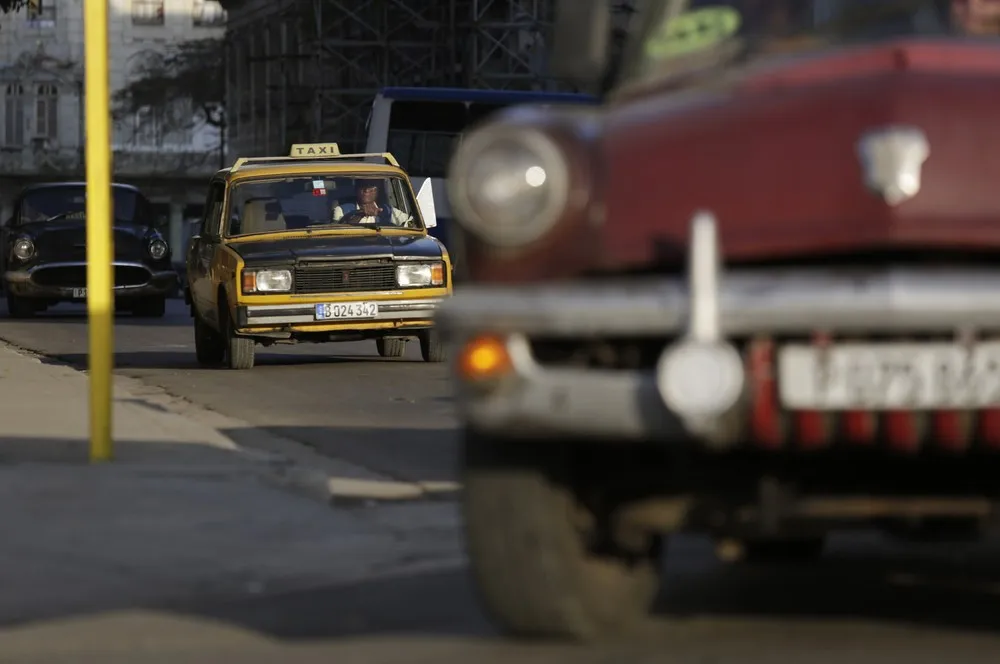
top-left (293, 260), bottom-right (397, 294)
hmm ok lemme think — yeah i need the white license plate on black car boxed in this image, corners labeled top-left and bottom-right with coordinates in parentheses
top-left (778, 342), bottom-right (1000, 410)
top-left (314, 301), bottom-right (378, 321)
top-left (72, 288), bottom-right (87, 298)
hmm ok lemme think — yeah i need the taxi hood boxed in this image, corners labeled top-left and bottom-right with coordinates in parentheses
top-left (227, 232), bottom-right (443, 267)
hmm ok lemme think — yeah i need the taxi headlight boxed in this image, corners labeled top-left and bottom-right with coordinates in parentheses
top-left (148, 239), bottom-right (168, 260)
top-left (396, 262), bottom-right (444, 288)
top-left (242, 268), bottom-right (292, 293)
top-left (12, 236), bottom-right (34, 261)
top-left (448, 128), bottom-right (569, 248)
top-left (656, 341), bottom-right (745, 418)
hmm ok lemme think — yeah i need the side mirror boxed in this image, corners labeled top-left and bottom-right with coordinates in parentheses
top-left (550, 0), bottom-right (610, 93)
top-left (415, 177), bottom-right (437, 229)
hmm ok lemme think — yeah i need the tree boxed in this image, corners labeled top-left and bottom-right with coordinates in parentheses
top-left (1, 0), bottom-right (28, 20)
top-left (113, 37), bottom-right (225, 133)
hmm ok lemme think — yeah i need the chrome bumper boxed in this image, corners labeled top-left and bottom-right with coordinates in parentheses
top-left (436, 211), bottom-right (1000, 442)
top-left (4, 261), bottom-right (177, 299)
top-left (240, 296), bottom-right (443, 326)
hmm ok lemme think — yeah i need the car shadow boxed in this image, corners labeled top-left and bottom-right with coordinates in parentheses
top-left (33, 350), bottom-right (436, 371)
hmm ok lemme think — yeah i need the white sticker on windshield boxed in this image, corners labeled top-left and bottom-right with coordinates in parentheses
top-left (312, 180), bottom-right (325, 190)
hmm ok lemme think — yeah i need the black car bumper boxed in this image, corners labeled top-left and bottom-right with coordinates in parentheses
top-left (4, 261), bottom-right (178, 300)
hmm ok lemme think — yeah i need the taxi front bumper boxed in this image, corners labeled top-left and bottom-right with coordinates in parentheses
top-left (237, 296), bottom-right (444, 327)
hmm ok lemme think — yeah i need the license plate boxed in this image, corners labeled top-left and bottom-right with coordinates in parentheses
top-left (72, 288), bottom-right (87, 298)
top-left (314, 301), bottom-right (379, 320)
top-left (778, 342), bottom-right (1000, 410)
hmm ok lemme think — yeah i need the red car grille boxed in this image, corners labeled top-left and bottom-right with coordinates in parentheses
top-left (746, 336), bottom-right (1000, 454)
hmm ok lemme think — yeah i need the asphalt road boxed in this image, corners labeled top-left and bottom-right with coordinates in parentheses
top-left (0, 299), bottom-right (458, 484)
top-left (5, 300), bottom-right (1000, 662)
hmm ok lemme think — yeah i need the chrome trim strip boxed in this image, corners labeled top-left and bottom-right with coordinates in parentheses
top-left (436, 267), bottom-right (1000, 337)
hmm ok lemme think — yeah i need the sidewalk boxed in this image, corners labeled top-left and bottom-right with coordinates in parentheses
top-left (0, 340), bottom-right (465, 658)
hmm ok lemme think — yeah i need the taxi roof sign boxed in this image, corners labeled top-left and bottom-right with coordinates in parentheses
top-left (289, 143), bottom-right (340, 157)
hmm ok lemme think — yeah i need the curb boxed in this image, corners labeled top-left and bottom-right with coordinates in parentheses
top-left (0, 338), bottom-right (463, 506)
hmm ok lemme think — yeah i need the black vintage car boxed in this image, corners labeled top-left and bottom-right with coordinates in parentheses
top-left (1, 182), bottom-right (177, 318)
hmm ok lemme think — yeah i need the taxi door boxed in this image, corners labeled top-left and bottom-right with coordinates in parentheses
top-left (188, 179), bottom-right (226, 324)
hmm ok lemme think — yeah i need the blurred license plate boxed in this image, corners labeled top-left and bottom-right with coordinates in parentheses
top-left (778, 342), bottom-right (1000, 410)
top-left (314, 301), bottom-right (378, 320)
top-left (72, 288), bottom-right (87, 298)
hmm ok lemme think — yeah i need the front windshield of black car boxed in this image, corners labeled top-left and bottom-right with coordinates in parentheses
top-left (18, 186), bottom-right (150, 224)
top-left (225, 174), bottom-right (423, 237)
top-left (618, 0), bottom-right (1000, 90)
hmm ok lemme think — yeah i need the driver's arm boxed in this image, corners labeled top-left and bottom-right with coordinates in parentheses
top-left (390, 207), bottom-right (413, 226)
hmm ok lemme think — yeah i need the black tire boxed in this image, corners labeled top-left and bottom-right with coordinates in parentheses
top-left (193, 313), bottom-right (225, 366)
top-left (376, 337), bottom-right (406, 358)
top-left (220, 299), bottom-right (254, 370)
top-left (740, 537), bottom-right (826, 564)
top-left (132, 296), bottom-right (166, 318)
top-left (462, 430), bottom-right (663, 640)
top-left (6, 293), bottom-right (35, 319)
top-left (418, 329), bottom-right (445, 363)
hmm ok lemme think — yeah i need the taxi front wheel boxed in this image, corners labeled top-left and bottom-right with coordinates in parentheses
top-left (220, 301), bottom-right (255, 370)
top-left (193, 315), bottom-right (225, 366)
top-left (418, 330), bottom-right (445, 363)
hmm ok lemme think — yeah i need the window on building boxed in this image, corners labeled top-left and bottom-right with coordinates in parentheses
top-left (134, 106), bottom-right (163, 146)
top-left (26, 0), bottom-right (56, 27)
top-left (132, 0), bottom-right (165, 26)
top-left (35, 84), bottom-right (58, 139)
top-left (193, 0), bottom-right (226, 27)
top-left (4, 84), bottom-right (25, 147)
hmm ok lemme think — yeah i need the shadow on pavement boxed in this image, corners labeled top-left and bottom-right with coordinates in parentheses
top-left (34, 350), bottom-right (435, 371)
top-left (2, 310), bottom-right (191, 327)
top-left (5, 435), bottom-right (1000, 647)
top-left (226, 425), bottom-right (459, 484)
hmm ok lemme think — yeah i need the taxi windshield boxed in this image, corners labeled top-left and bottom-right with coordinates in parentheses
top-left (225, 174), bottom-right (423, 237)
top-left (619, 0), bottom-right (1000, 90)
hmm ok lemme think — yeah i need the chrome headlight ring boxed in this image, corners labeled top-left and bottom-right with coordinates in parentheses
top-left (148, 238), bottom-right (169, 260)
top-left (447, 126), bottom-right (571, 249)
top-left (12, 236), bottom-right (35, 261)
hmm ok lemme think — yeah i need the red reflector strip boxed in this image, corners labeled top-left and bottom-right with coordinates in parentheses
top-left (794, 411), bottom-right (828, 450)
top-left (747, 338), bottom-right (783, 449)
top-left (932, 411), bottom-right (969, 452)
top-left (884, 411), bottom-right (920, 453)
top-left (842, 411), bottom-right (876, 444)
top-left (978, 410), bottom-right (1000, 449)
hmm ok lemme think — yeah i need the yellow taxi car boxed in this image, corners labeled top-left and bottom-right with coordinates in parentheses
top-left (184, 143), bottom-right (452, 370)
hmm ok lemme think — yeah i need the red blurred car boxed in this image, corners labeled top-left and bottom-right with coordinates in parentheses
top-left (436, 0), bottom-right (1000, 641)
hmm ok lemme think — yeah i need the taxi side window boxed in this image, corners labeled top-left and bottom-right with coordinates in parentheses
top-left (200, 181), bottom-right (225, 238)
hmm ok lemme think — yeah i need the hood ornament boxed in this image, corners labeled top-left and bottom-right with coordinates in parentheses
top-left (856, 125), bottom-right (929, 206)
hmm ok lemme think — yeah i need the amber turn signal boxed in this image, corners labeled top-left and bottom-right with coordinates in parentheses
top-left (241, 271), bottom-right (256, 293)
top-left (457, 335), bottom-right (512, 382)
top-left (430, 263), bottom-right (445, 285)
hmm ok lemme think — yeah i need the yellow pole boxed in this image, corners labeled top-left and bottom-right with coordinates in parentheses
top-left (84, 0), bottom-right (114, 462)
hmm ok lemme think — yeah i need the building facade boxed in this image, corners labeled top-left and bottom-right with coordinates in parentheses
top-left (0, 0), bottom-right (226, 259)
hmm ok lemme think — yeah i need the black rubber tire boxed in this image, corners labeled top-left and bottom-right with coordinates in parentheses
top-left (6, 293), bottom-right (35, 319)
top-left (419, 329), bottom-right (445, 363)
top-left (741, 537), bottom-right (826, 564)
top-left (132, 296), bottom-right (166, 318)
top-left (376, 337), bottom-right (406, 358)
top-left (462, 430), bottom-right (663, 640)
top-left (220, 299), bottom-right (255, 370)
top-left (193, 314), bottom-right (225, 366)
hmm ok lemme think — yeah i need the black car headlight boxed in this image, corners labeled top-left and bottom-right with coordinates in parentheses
top-left (148, 239), bottom-right (168, 260)
top-left (12, 236), bottom-right (34, 261)
top-left (396, 262), bottom-right (444, 288)
top-left (242, 268), bottom-right (292, 294)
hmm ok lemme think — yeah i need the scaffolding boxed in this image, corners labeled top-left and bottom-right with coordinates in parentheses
top-left (223, 0), bottom-right (570, 159)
